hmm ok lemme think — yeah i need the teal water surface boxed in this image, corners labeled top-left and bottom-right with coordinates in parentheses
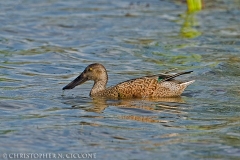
top-left (0, 0), bottom-right (240, 159)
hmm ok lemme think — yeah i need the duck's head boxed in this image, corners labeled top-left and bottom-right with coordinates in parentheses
top-left (62, 63), bottom-right (108, 90)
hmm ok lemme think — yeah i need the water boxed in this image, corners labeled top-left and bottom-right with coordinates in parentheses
top-left (1, 0), bottom-right (240, 159)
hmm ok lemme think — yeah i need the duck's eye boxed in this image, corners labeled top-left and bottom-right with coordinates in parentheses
top-left (88, 68), bottom-right (93, 71)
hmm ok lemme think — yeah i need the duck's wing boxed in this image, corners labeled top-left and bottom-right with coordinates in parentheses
top-left (112, 71), bottom-right (193, 87)
top-left (145, 71), bottom-right (193, 83)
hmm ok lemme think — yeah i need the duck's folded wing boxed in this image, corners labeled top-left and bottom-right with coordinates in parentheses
top-left (145, 71), bottom-right (193, 83)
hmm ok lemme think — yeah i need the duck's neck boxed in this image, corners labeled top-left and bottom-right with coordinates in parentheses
top-left (90, 79), bottom-right (107, 96)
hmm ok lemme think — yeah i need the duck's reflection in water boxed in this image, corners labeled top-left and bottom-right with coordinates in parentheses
top-left (64, 96), bottom-right (188, 124)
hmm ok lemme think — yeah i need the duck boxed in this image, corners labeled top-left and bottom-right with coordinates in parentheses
top-left (62, 63), bottom-right (195, 99)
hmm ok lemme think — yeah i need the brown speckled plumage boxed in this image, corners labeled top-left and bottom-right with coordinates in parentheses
top-left (63, 63), bottom-right (195, 99)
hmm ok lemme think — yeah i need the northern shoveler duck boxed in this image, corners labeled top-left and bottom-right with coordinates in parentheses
top-left (63, 63), bottom-right (195, 99)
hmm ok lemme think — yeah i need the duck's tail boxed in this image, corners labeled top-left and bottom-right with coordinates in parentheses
top-left (180, 80), bottom-right (195, 87)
